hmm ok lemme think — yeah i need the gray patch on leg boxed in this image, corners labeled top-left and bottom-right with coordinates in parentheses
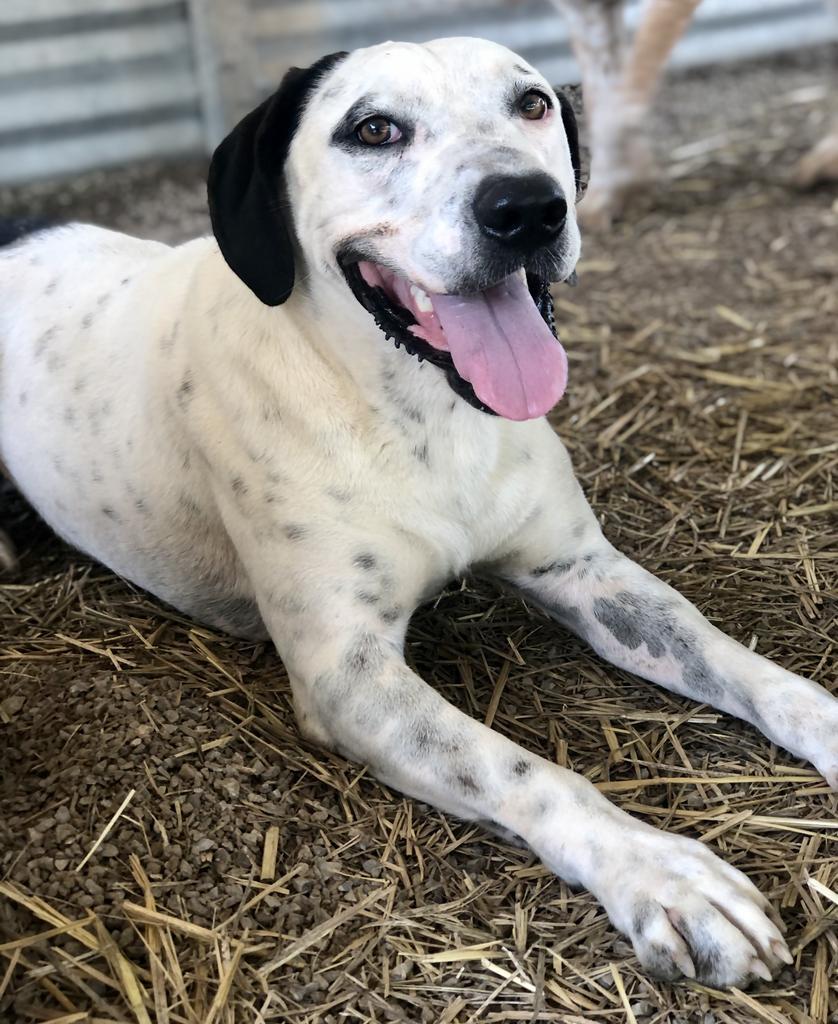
top-left (531, 560), bottom-right (574, 578)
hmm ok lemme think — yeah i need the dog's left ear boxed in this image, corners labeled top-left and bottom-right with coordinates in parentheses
top-left (208, 51), bottom-right (348, 306)
top-left (556, 92), bottom-right (581, 196)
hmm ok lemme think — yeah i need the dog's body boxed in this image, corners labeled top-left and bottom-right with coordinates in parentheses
top-left (2, 37), bottom-right (836, 989)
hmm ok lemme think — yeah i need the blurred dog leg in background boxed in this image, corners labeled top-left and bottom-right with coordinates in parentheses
top-left (552, 0), bottom-right (838, 227)
top-left (794, 0), bottom-right (838, 186)
top-left (554, 0), bottom-right (701, 227)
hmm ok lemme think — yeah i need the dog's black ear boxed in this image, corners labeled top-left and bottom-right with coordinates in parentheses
top-left (207, 51), bottom-right (348, 306)
top-left (556, 92), bottom-right (581, 195)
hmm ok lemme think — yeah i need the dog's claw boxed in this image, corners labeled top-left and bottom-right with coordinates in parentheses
top-left (771, 940), bottom-right (793, 966)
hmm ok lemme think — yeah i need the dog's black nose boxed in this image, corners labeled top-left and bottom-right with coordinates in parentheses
top-left (473, 173), bottom-right (567, 250)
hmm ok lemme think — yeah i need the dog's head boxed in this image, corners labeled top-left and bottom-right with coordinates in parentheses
top-left (208, 38), bottom-right (581, 421)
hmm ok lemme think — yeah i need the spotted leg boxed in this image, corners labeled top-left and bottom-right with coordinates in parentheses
top-left (554, 0), bottom-right (702, 227)
top-left (793, 0), bottom-right (838, 186)
top-left (228, 512), bottom-right (791, 987)
top-left (497, 484), bottom-right (838, 791)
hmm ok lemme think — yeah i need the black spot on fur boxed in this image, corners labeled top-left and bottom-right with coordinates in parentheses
top-left (644, 943), bottom-right (682, 982)
top-left (593, 592), bottom-right (725, 701)
top-left (283, 523), bottom-right (307, 541)
top-left (512, 758), bottom-right (532, 778)
top-left (594, 592), bottom-right (645, 649)
top-left (81, 312), bottom-right (94, 329)
top-left (353, 552), bottom-right (377, 571)
top-left (18, 392), bottom-right (27, 406)
top-left (327, 487), bottom-right (351, 503)
top-left (380, 606), bottom-right (402, 625)
top-left (45, 277), bottom-right (58, 295)
top-left (176, 375), bottom-right (194, 410)
top-left (456, 772), bottom-right (481, 796)
top-left (632, 901), bottom-right (654, 936)
top-left (121, 277), bottom-right (131, 286)
top-left (101, 506), bottom-right (119, 522)
top-left (531, 560), bottom-right (573, 578)
top-left (413, 442), bottom-right (429, 464)
top-left (33, 326), bottom-right (56, 360)
top-left (230, 475), bottom-right (247, 497)
top-left (345, 632), bottom-right (381, 674)
top-left (355, 589), bottom-right (379, 606)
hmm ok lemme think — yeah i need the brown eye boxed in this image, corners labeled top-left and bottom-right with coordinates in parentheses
top-left (518, 91), bottom-right (548, 120)
top-left (356, 116), bottom-right (401, 146)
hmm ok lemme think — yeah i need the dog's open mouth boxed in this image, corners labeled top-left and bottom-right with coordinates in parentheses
top-left (340, 259), bottom-right (568, 420)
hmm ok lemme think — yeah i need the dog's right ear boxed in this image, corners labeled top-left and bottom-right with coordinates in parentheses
top-left (556, 92), bottom-right (581, 196)
top-left (207, 52), bottom-right (348, 307)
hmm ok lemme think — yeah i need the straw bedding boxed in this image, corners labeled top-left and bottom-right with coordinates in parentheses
top-left (1, 50), bottom-right (836, 1024)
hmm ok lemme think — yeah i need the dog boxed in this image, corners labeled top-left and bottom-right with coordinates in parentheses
top-left (2, 36), bottom-right (836, 988)
top-left (547, 0), bottom-right (838, 225)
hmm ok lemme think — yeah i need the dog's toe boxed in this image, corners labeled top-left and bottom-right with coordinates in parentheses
top-left (609, 832), bottom-right (788, 988)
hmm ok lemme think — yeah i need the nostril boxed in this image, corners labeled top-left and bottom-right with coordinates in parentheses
top-left (491, 205), bottom-right (523, 237)
top-left (542, 197), bottom-right (567, 232)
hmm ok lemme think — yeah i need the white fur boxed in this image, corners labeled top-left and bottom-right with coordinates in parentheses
top-left (2, 36), bottom-right (835, 989)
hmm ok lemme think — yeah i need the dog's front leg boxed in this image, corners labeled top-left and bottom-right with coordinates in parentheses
top-left (266, 578), bottom-right (789, 987)
top-left (499, 513), bottom-right (838, 790)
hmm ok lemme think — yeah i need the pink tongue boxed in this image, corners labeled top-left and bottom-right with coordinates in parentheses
top-left (429, 274), bottom-right (568, 421)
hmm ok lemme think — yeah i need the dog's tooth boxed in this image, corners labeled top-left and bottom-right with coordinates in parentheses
top-left (410, 284), bottom-right (433, 314)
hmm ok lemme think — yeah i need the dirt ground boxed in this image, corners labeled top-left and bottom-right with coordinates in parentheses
top-left (1, 48), bottom-right (837, 1024)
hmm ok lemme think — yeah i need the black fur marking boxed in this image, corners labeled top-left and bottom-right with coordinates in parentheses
top-left (101, 506), bottom-right (119, 522)
top-left (345, 632), bottom-right (381, 674)
top-left (412, 442), bottom-right (429, 464)
top-left (45, 277), bottom-right (58, 295)
top-left (283, 523), bottom-right (307, 541)
top-left (632, 901), bottom-right (654, 936)
top-left (456, 772), bottom-right (481, 796)
top-left (380, 606), bottom-right (402, 625)
top-left (176, 375), bottom-right (194, 410)
top-left (356, 589), bottom-right (380, 606)
top-left (644, 943), bottom-right (682, 982)
top-left (230, 475), bottom-right (248, 497)
top-left (593, 592), bottom-right (725, 701)
top-left (34, 326), bottom-right (56, 359)
top-left (81, 312), bottom-right (94, 329)
top-left (353, 552), bottom-right (378, 571)
top-left (208, 52), bottom-right (348, 306)
top-left (511, 758), bottom-right (532, 778)
top-left (531, 560), bottom-right (574, 578)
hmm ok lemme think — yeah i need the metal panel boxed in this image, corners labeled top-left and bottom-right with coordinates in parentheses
top-left (237, 0), bottom-right (838, 133)
top-left (0, 0), bottom-right (205, 185)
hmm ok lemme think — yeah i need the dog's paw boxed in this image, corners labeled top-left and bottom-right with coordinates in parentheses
top-left (602, 832), bottom-right (790, 988)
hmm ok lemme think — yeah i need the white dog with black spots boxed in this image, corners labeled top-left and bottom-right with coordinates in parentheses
top-left (2, 37), bottom-right (836, 988)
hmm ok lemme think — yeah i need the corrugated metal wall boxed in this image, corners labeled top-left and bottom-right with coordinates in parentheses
top-left (1, 0), bottom-right (836, 184)
top-left (0, 0), bottom-right (205, 184)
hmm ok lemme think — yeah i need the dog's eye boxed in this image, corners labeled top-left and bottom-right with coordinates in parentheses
top-left (356, 116), bottom-right (402, 146)
top-left (518, 91), bottom-right (549, 121)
